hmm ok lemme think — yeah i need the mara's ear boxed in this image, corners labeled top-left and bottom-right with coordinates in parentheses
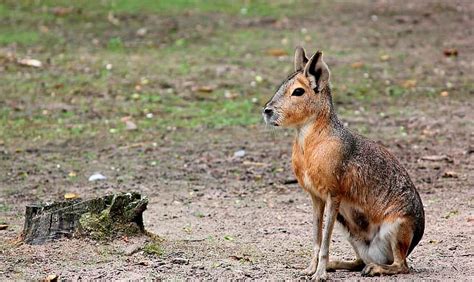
top-left (294, 46), bottom-right (308, 72)
top-left (303, 51), bottom-right (330, 92)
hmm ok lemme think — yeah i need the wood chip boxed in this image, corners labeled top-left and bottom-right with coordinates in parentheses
top-left (17, 58), bottom-right (42, 68)
top-left (420, 155), bottom-right (451, 162)
top-left (64, 192), bottom-right (80, 200)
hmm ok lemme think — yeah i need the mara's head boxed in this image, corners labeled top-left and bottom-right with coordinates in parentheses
top-left (263, 47), bottom-right (332, 128)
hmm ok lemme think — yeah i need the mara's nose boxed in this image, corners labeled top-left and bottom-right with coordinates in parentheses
top-left (263, 107), bottom-right (273, 116)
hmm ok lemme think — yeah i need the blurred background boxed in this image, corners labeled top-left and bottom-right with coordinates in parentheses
top-left (1, 0), bottom-right (473, 280)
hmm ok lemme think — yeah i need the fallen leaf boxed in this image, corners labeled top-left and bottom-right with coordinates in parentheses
top-left (64, 192), bottom-right (80, 200)
top-left (440, 91), bottom-right (449, 97)
top-left (68, 171), bottom-right (77, 177)
top-left (266, 48), bottom-right (288, 57)
top-left (193, 86), bottom-right (215, 93)
top-left (351, 61), bottom-right (364, 69)
top-left (51, 7), bottom-right (74, 16)
top-left (380, 54), bottom-right (391, 61)
top-left (402, 79), bottom-right (417, 89)
top-left (442, 171), bottom-right (458, 178)
top-left (443, 48), bottom-right (458, 57)
top-left (0, 224), bottom-right (8, 230)
top-left (17, 58), bottom-right (42, 68)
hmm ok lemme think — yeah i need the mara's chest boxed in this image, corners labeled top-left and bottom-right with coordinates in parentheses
top-left (291, 138), bottom-right (344, 196)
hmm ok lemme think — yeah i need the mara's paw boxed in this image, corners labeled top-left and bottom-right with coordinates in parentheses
top-left (361, 263), bottom-right (382, 277)
top-left (300, 259), bottom-right (318, 276)
top-left (300, 266), bottom-right (316, 276)
top-left (361, 262), bottom-right (409, 276)
top-left (311, 270), bottom-right (328, 281)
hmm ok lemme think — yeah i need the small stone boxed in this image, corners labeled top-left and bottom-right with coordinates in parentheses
top-left (136, 28), bottom-right (147, 37)
top-left (233, 150), bottom-right (246, 158)
top-left (88, 173), bottom-right (107, 182)
top-left (124, 244), bottom-right (143, 256)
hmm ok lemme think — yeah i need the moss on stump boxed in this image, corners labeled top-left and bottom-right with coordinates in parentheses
top-left (22, 192), bottom-right (148, 244)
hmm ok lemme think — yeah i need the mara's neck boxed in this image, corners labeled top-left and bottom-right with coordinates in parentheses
top-left (296, 89), bottom-right (343, 150)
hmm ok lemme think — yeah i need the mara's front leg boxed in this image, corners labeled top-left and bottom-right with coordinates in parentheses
top-left (312, 194), bottom-right (340, 281)
top-left (301, 194), bottom-right (325, 275)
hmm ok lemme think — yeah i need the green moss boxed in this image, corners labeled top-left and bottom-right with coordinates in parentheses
top-left (79, 211), bottom-right (113, 240)
top-left (143, 241), bottom-right (163, 257)
top-left (77, 193), bottom-right (147, 241)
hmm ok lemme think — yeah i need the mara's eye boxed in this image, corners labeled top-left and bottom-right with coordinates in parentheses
top-left (291, 87), bottom-right (305, 96)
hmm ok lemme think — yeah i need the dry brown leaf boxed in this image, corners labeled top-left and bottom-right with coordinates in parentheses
top-left (266, 48), bottom-right (288, 57)
top-left (402, 79), bottom-right (417, 89)
top-left (351, 61), bottom-right (364, 69)
top-left (442, 171), bottom-right (459, 178)
top-left (443, 48), bottom-right (458, 57)
top-left (51, 7), bottom-right (74, 16)
top-left (193, 86), bottom-right (215, 93)
top-left (440, 91), bottom-right (449, 97)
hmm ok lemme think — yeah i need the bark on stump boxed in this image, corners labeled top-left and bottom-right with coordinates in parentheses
top-left (22, 192), bottom-right (148, 245)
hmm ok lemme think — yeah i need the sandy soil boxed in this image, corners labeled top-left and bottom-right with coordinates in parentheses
top-left (1, 0), bottom-right (473, 280)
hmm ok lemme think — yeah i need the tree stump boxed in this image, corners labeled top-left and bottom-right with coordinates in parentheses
top-left (22, 192), bottom-right (148, 245)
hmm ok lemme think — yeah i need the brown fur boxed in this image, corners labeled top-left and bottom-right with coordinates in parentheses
top-left (263, 47), bottom-right (425, 280)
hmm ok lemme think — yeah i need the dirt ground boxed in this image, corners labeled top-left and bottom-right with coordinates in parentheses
top-left (1, 0), bottom-right (473, 280)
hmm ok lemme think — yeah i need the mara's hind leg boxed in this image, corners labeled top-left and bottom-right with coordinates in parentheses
top-left (361, 219), bottom-right (413, 277)
top-left (327, 240), bottom-right (365, 272)
top-left (327, 259), bottom-right (365, 272)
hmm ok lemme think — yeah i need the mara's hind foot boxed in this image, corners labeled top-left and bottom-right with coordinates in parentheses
top-left (300, 255), bottom-right (318, 276)
top-left (361, 262), bottom-right (409, 277)
top-left (326, 258), bottom-right (365, 272)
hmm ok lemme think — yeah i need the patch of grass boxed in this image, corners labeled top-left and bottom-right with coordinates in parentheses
top-left (143, 241), bottom-right (163, 257)
top-left (0, 30), bottom-right (40, 45)
top-left (107, 37), bottom-right (124, 52)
